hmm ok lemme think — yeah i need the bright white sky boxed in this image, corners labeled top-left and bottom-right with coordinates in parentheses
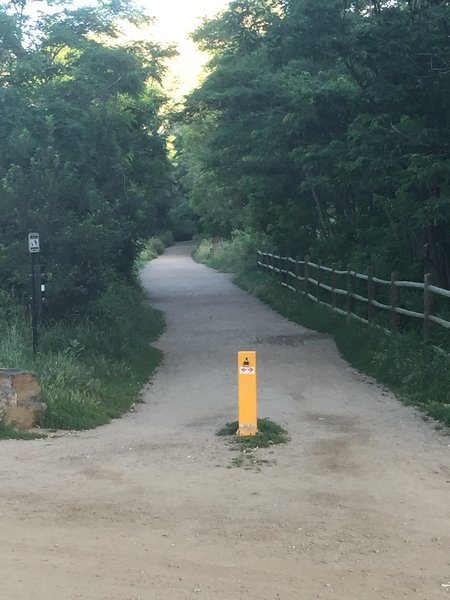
top-left (28, 0), bottom-right (230, 98)
top-left (130, 0), bottom-right (231, 99)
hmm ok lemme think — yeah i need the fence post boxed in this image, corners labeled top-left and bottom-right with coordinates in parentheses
top-left (331, 263), bottom-right (337, 308)
top-left (256, 250), bottom-right (260, 272)
top-left (279, 255), bottom-right (283, 285)
top-left (423, 273), bottom-right (433, 342)
top-left (270, 253), bottom-right (275, 278)
top-left (367, 266), bottom-right (375, 323)
top-left (304, 256), bottom-right (310, 297)
top-left (346, 265), bottom-right (355, 321)
top-left (317, 260), bottom-right (322, 302)
top-left (295, 256), bottom-right (301, 293)
top-left (390, 271), bottom-right (400, 330)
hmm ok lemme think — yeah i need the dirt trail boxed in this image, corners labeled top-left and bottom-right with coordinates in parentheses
top-left (1, 243), bottom-right (450, 600)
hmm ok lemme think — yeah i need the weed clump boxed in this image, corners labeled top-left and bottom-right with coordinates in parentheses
top-left (218, 418), bottom-right (289, 449)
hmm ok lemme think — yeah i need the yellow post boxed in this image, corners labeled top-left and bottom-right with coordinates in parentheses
top-left (237, 351), bottom-right (258, 436)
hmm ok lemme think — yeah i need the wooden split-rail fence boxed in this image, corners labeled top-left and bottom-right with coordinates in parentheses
top-left (257, 251), bottom-right (450, 343)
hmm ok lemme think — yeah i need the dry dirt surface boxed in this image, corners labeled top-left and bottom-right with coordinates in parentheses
top-left (1, 243), bottom-right (450, 600)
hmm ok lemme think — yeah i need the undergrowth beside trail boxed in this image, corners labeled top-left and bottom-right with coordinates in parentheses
top-left (0, 235), bottom-right (171, 438)
top-left (193, 230), bottom-right (269, 273)
top-left (0, 420), bottom-right (45, 440)
top-left (0, 282), bottom-right (164, 435)
top-left (195, 236), bottom-right (450, 428)
top-left (133, 231), bottom-right (174, 275)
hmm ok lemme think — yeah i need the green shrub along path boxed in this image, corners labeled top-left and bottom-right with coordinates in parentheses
top-left (0, 283), bottom-right (164, 435)
top-left (0, 243), bottom-right (449, 600)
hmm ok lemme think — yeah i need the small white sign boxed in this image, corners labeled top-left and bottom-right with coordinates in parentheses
top-left (28, 233), bottom-right (40, 253)
top-left (240, 366), bottom-right (255, 375)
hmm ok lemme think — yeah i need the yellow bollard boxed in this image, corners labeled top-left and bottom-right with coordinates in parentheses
top-left (237, 351), bottom-right (258, 436)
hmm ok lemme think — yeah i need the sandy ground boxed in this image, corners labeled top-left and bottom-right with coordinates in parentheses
top-left (1, 243), bottom-right (450, 600)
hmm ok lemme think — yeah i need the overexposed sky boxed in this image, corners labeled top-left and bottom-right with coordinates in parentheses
top-left (137, 0), bottom-right (231, 98)
top-left (145, 0), bottom-right (229, 43)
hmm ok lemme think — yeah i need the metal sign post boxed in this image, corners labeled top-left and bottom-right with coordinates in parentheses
top-left (28, 233), bottom-right (40, 357)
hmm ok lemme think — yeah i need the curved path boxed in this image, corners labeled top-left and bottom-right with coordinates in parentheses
top-left (0, 243), bottom-right (449, 599)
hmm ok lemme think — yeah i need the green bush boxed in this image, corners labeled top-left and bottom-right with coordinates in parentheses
top-left (194, 239), bottom-right (214, 264)
top-left (133, 234), bottom-right (174, 274)
top-left (194, 230), bottom-right (269, 273)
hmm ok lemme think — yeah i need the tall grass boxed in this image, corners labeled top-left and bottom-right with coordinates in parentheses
top-left (0, 278), bottom-right (164, 436)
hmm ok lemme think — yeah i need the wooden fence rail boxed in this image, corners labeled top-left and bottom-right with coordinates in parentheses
top-left (256, 251), bottom-right (450, 343)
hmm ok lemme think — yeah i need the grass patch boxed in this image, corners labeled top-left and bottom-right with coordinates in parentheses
top-left (39, 285), bottom-right (164, 430)
top-left (235, 269), bottom-right (450, 428)
top-left (0, 420), bottom-right (46, 440)
top-left (0, 280), bottom-right (164, 435)
top-left (218, 418), bottom-right (289, 449)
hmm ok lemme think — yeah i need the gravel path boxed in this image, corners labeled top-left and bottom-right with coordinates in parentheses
top-left (1, 243), bottom-right (449, 600)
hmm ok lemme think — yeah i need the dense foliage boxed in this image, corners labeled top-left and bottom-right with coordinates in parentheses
top-left (177, 0), bottom-right (450, 287)
top-left (0, 0), bottom-right (174, 309)
top-left (0, 1), bottom-right (175, 433)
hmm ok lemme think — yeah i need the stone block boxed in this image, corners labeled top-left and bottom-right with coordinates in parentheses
top-left (0, 380), bottom-right (17, 413)
top-left (0, 369), bottom-right (46, 428)
top-left (4, 404), bottom-right (47, 429)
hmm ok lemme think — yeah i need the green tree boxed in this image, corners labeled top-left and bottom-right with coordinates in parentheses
top-left (0, 0), bottom-right (175, 308)
top-left (177, 0), bottom-right (450, 286)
